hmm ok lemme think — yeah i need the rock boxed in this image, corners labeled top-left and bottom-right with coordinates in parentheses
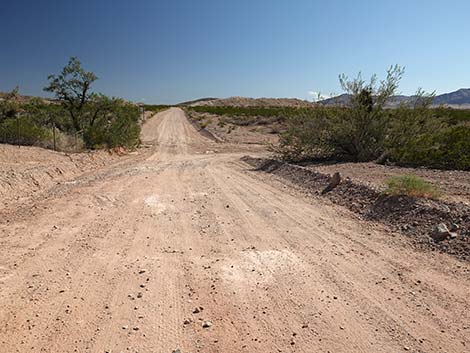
top-left (202, 320), bottom-right (213, 328)
top-left (122, 325), bottom-right (128, 330)
top-left (450, 223), bottom-right (459, 232)
top-left (431, 223), bottom-right (451, 242)
top-left (321, 172), bottom-right (341, 195)
top-left (137, 292), bottom-right (143, 298)
top-left (172, 349), bottom-right (181, 353)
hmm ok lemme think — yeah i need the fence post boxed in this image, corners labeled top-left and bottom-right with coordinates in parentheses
top-left (52, 122), bottom-right (56, 151)
top-left (16, 115), bottom-right (20, 148)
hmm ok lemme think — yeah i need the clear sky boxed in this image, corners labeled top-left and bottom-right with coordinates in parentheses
top-left (1, 0), bottom-right (469, 104)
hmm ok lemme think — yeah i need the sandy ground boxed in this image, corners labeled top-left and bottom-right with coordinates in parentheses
top-left (188, 111), bottom-right (280, 146)
top-left (0, 108), bottom-right (469, 353)
top-left (0, 145), bottom-right (131, 211)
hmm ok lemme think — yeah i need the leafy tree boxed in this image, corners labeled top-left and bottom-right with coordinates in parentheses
top-left (0, 87), bottom-right (21, 123)
top-left (276, 66), bottom-right (405, 162)
top-left (44, 57), bottom-right (97, 131)
top-left (331, 65), bottom-right (405, 161)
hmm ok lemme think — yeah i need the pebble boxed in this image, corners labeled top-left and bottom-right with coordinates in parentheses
top-left (202, 320), bottom-right (213, 328)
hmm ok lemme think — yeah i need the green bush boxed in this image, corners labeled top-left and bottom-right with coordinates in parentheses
top-left (0, 117), bottom-right (52, 146)
top-left (275, 66), bottom-right (404, 162)
top-left (384, 175), bottom-right (441, 199)
top-left (391, 125), bottom-right (470, 170)
top-left (83, 98), bottom-right (141, 149)
top-left (272, 67), bottom-right (470, 170)
top-left (275, 107), bottom-right (334, 161)
top-left (143, 104), bottom-right (172, 113)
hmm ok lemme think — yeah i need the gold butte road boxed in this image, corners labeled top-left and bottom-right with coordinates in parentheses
top-left (0, 108), bottom-right (469, 353)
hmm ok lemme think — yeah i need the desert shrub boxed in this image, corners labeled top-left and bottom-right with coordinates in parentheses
top-left (143, 105), bottom-right (172, 113)
top-left (391, 124), bottom-right (470, 170)
top-left (328, 65), bottom-right (404, 161)
top-left (0, 116), bottom-right (52, 146)
top-left (384, 175), bottom-right (441, 199)
top-left (275, 66), bottom-right (404, 162)
top-left (385, 91), bottom-right (470, 170)
top-left (83, 98), bottom-right (141, 149)
top-left (275, 106), bottom-right (334, 161)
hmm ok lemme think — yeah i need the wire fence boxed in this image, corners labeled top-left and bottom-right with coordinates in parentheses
top-left (0, 119), bottom-right (84, 153)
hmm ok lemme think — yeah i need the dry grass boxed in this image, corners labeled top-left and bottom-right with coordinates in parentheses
top-left (384, 175), bottom-right (441, 199)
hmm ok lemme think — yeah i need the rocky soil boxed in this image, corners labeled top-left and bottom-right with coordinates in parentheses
top-left (242, 157), bottom-right (470, 261)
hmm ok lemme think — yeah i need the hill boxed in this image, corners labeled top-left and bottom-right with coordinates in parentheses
top-left (188, 96), bottom-right (315, 108)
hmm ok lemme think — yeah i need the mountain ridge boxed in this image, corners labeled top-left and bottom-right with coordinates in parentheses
top-left (319, 88), bottom-right (470, 108)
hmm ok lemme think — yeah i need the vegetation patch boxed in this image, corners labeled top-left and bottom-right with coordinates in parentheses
top-left (1, 57), bottom-right (141, 151)
top-left (143, 104), bottom-right (172, 113)
top-left (384, 175), bottom-right (441, 199)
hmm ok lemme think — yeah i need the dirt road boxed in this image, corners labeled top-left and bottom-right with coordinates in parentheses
top-left (0, 108), bottom-right (469, 353)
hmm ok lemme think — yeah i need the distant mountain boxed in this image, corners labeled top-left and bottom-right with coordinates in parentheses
top-left (319, 88), bottom-right (470, 109)
top-left (178, 97), bottom-right (219, 106)
top-left (187, 96), bottom-right (315, 108)
top-left (433, 88), bottom-right (470, 105)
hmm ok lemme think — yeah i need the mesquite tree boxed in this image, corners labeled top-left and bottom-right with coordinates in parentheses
top-left (44, 57), bottom-right (97, 132)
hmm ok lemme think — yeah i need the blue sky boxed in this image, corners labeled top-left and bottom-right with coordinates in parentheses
top-left (1, 0), bottom-right (469, 104)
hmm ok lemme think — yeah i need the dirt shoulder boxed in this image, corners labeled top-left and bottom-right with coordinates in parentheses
top-left (312, 161), bottom-right (470, 205)
top-left (0, 144), bottom-right (130, 210)
top-left (242, 156), bottom-right (470, 262)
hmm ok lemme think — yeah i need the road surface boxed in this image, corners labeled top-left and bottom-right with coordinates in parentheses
top-left (0, 108), bottom-right (469, 353)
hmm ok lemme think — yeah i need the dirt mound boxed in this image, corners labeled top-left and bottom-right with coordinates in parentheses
top-left (313, 161), bottom-right (470, 205)
top-left (242, 156), bottom-right (470, 261)
top-left (0, 144), bottom-right (124, 208)
top-left (190, 96), bottom-right (314, 108)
